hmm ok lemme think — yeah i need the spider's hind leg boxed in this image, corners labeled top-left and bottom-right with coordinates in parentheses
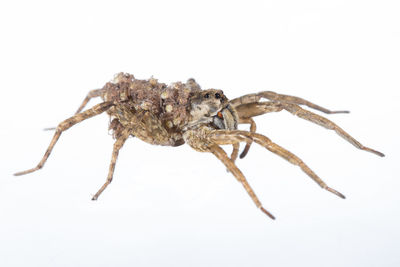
top-left (76, 88), bottom-right (106, 114)
top-left (91, 127), bottom-right (130, 200)
top-left (14, 102), bottom-right (113, 176)
top-left (43, 88), bottom-right (106, 131)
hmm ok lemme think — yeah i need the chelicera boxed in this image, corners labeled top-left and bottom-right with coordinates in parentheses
top-left (14, 73), bottom-right (384, 219)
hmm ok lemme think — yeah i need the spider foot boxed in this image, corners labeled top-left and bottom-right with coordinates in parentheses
top-left (14, 167), bottom-right (40, 176)
top-left (324, 186), bottom-right (346, 199)
top-left (239, 143), bottom-right (251, 159)
top-left (362, 146), bottom-right (385, 157)
top-left (260, 207), bottom-right (276, 220)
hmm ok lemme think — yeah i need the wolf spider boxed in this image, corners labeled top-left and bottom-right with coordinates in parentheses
top-left (14, 73), bottom-right (384, 219)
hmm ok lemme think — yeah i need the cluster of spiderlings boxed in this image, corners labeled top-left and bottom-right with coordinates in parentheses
top-left (159, 81), bottom-right (202, 130)
top-left (102, 73), bottom-right (202, 132)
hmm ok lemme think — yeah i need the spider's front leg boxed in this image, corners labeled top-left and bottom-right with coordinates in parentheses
top-left (209, 129), bottom-right (346, 199)
top-left (230, 91), bottom-right (349, 114)
top-left (230, 91), bottom-right (349, 158)
top-left (183, 127), bottom-right (276, 219)
top-left (229, 101), bottom-right (285, 159)
top-left (231, 92), bottom-right (384, 157)
top-left (184, 126), bottom-right (346, 219)
top-left (229, 91), bottom-right (349, 158)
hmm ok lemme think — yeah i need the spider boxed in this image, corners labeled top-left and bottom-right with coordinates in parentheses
top-left (14, 73), bottom-right (384, 219)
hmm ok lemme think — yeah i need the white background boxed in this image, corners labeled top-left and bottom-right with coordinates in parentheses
top-left (0, 1), bottom-right (399, 266)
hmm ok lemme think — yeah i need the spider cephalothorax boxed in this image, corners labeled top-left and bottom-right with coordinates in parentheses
top-left (187, 89), bottom-right (238, 132)
top-left (15, 72), bottom-right (384, 219)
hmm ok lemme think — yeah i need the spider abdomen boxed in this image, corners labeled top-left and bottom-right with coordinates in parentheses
top-left (102, 73), bottom-right (202, 146)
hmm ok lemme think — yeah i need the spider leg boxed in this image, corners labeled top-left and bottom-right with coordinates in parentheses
top-left (209, 145), bottom-right (275, 220)
top-left (258, 91), bottom-right (350, 114)
top-left (230, 143), bottom-right (240, 163)
top-left (235, 102), bottom-right (284, 118)
top-left (227, 142), bottom-right (240, 173)
top-left (234, 102), bottom-right (283, 159)
top-left (43, 88), bottom-right (106, 131)
top-left (14, 102), bottom-right (114, 176)
top-left (280, 102), bottom-right (385, 157)
top-left (91, 127), bottom-right (130, 200)
top-left (230, 91), bottom-right (349, 114)
top-left (233, 101), bottom-right (384, 157)
top-left (209, 130), bottom-right (346, 199)
top-left (75, 88), bottom-right (106, 114)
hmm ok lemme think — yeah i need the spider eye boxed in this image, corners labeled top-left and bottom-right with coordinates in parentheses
top-left (204, 93), bottom-right (210, 99)
top-left (215, 93), bottom-right (221, 99)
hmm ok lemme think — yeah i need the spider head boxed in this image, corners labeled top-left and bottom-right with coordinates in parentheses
top-left (188, 89), bottom-right (238, 130)
top-left (189, 89), bottom-right (228, 119)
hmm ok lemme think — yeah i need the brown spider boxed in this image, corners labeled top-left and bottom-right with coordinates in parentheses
top-left (14, 73), bottom-right (384, 219)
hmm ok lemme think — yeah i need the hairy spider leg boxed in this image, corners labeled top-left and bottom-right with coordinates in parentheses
top-left (14, 102), bottom-right (114, 176)
top-left (210, 145), bottom-right (275, 220)
top-left (209, 130), bottom-right (346, 199)
top-left (230, 90), bottom-right (349, 114)
top-left (279, 102), bottom-right (385, 157)
top-left (230, 143), bottom-right (240, 163)
top-left (231, 91), bottom-right (350, 158)
top-left (76, 88), bottom-right (106, 114)
top-left (43, 88), bottom-right (106, 131)
top-left (233, 102), bottom-right (283, 158)
top-left (233, 100), bottom-right (384, 157)
top-left (91, 127), bottom-right (130, 200)
top-left (226, 142), bottom-right (240, 173)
